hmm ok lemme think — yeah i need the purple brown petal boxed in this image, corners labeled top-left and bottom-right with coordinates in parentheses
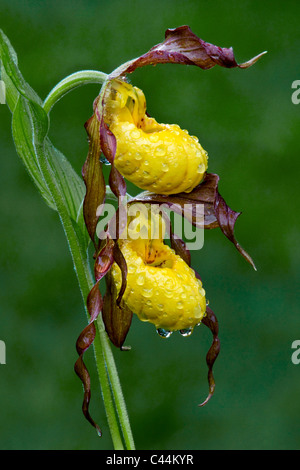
top-left (74, 322), bottom-right (101, 436)
top-left (74, 237), bottom-right (115, 435)
top-left (110, 25), bottom-right (266, 78)
top-left (198, 306), bottom-right (220, 407)
top-left (82, 106), bottom-right (106, 246)
top-left (132, 173), bottom-right (256, 269)
top-left (102, 272), bottom-right (133, 349)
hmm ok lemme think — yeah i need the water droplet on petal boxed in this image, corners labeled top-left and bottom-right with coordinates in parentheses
top-left (156, 328), bottom-right (173, 339)
top-left (136, 275), bottom-right (145, 286)
top-left (142, 288), bottom-right (153, 298)
top-left (155, 145), bottom-right (166, 157)
top-left (197, 163), bottom-right (206, 174)
top-left (131, 129), bottom-right (141, 139)
top-left (149, 134), bottom-right (159, 143)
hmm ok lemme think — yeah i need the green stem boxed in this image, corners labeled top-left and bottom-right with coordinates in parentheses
top-left (43, 70), bottom-right (108, 114)
top-left (41, 72), bottom-right (135, 450)
top-left (37, 148), bottom-right (127, 449)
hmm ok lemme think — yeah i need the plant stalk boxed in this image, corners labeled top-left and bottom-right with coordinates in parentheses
top-left (42, 71), bottom-right (135, 450)
top-left (43, 70), bottom-right (108, 113)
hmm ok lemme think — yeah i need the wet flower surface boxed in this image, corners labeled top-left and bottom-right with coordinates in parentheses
top-left (111, 206), bottom-right (206, 332)
top-left (76, 25), bottom-right (264, 435)
top-left (102, 79), bottom-right (208, 195)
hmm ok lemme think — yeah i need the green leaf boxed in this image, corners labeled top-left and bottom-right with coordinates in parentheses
top-left (12, 96), bottom-right (56, 209)
top-left (0, 28), bottom-right (89, 249)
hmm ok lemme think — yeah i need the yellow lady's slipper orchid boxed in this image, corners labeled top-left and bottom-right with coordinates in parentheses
top-left (111, 205), bottom-right (206, 335)
top-left (103, 79), bottom-right (208, 195)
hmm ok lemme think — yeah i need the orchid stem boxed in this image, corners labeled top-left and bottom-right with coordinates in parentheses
top-left (43, 70), bottom-right (108, 114)
top-left (42, 72), bottom-right (135, 450)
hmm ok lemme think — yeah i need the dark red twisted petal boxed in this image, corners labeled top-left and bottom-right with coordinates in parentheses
top-left (169, 221), bottom-right (191, 267)
top-left (74, 321), bottom-right (101, 436)
top-left (198, 306), bottom-right (220, 407)
top-left (74, 237), bottom-right (115, 435)
top-left (99, 113), bottom-right (127, 203)
top-left (82, 109), bottom-right (106, 247)
top-left (109, 25), bottom-right (266, 78)
top-left (112, 242), bottom-right (127, 305)
top-left (102, 272), bottom-right (133, 350)
top-left (214, 192), bottom-right (256, 270)
top-left (131, 173), bottom-right (256, 269)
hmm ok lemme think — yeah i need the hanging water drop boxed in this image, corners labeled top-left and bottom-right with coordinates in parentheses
top-left (179, 327), bottom-right (194, 337)
top-left (156, 328), bottom-right (173, 339)
top-left (100, 154), bottom-right (111, 165)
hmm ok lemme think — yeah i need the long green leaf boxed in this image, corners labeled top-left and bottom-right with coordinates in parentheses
top-left (0, 28), bottom-right (89, 249)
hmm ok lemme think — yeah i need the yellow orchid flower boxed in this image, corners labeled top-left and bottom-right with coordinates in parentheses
top-left (102, 79), bottom-right (208, 195)
top-left (77, 26), bottom-right (264, 432)
top-left (111, 204), bottom-right (206, 335)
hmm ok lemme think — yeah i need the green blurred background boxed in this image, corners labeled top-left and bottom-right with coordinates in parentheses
top-left (0, 0), bottom-right (299, 450)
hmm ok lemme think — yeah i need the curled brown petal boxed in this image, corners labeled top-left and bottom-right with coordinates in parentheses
top-left (82, 108), bottom-right (106, 246)
top-left (99, 112), bottom-right (128, 201)
top-left (132, 173), bottom-right (256, 269)
top-left (74, 237), bottom-right (115, 434)
top-left (112, 242), bottom-right (127, 305)
top-left (169, 225), bottom-right (191, 267)
top-left (198, 306), bottom-right (220, 407)
top-left (110, 25), bottom-right (266, 78)
top-left (99, 117), bottom-right (116, 165)
top-left (214, 192), bottom-right (257, 270)
top-left (109, 164), bottom-right (127, 200)
top-left (74, 322), bottom-right (102, 436)
top-left (94, 237), bottom-right (115, 282)
top-left (102, 272), bottom-right (133, 349)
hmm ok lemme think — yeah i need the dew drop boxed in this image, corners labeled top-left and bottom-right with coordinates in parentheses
top-left (156, 328), bottom-right (173, 339)
top-left (161, 162), bottom-right (168, 172)
top-left (179, 327), bottom-right (193, 337)
top-left (155, 145), bottom-right (166, 157)
top-left (135, 152), bottom-right (142, 160)
top-left (142, 288), bottom-right (153, 298)
top-left (100, 154), bottom-right (111, 165)
top-left (197, 163), bottom-right (206, 174)
top-left (149, 134), bottom-right (159, 143)
top-left (136, 275), bottom-right (145, 286)
top-left (165, 290), bottom-right (173, 298)
top-left (131, 129), bottom-right (141, 139)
